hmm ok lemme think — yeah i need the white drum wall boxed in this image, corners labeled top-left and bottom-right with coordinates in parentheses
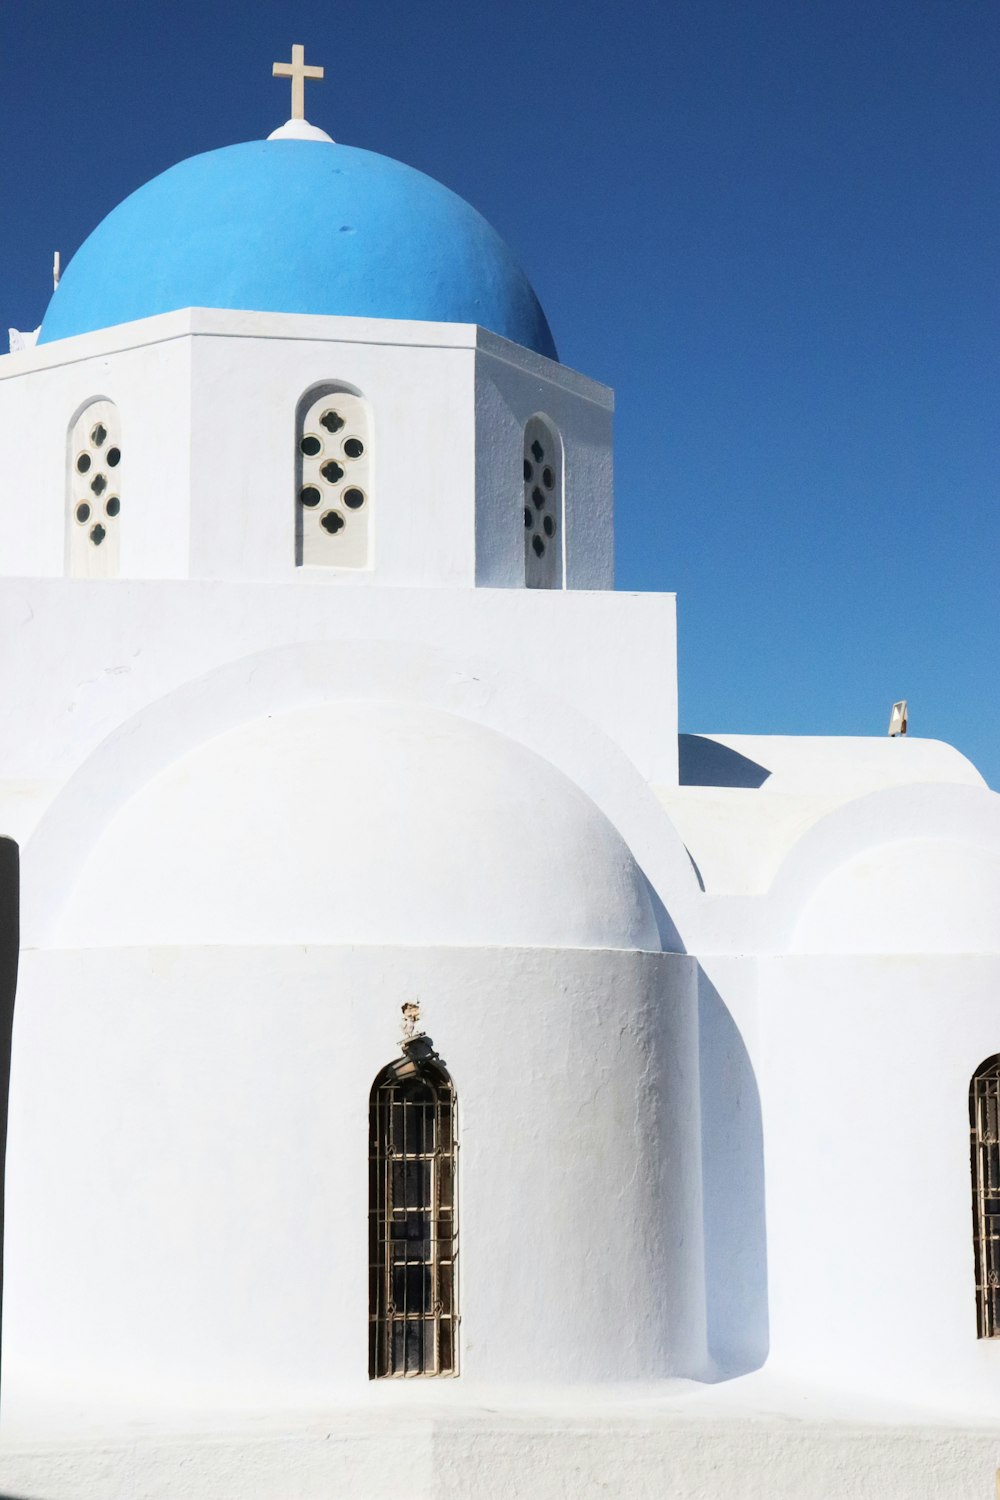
top-left (2, 943), bottom-right (706, 1405)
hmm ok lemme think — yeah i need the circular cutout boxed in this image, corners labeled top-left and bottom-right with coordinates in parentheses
top-left (320, 409), bottom-right (344, 433)
top-left (320, 510), bottom-right (345, 534)
top-left (90, 523), bottom-right (107, 547)
top-left (343, 437), bottom-right (364, 459)
top-left (532, 486), bottom-right (545, 510)
top-left (542, 466), bottom-right (554, 488)
top-left (343, 487), bottom-right (365, 510)
top-left (91, 423), bottom-right (107, 447)
top-left (320, 459), bottom-right (344, 484)
top-left (76, 452), bottom-right (92, 474)
top-left (105, 496), bottom-right (120, 518)
top-left (532, 534), bottom-right (545, 557)
top-left (90, 473), bottom-right (108, 496)
top-left (299, 485), bottom-right (322, 507)
top-left (524, 507), bottom-right (533, 529)
top-left (75, 502), bottom-right (91, 524)
top-left (300, 435), bottom-right (322, 457)
top-left (543, 514), bottom-right (555, 537)
top-left (106, 446), bottom-right (121, 468)
top-left (523, 459), bottom-right (533, 482)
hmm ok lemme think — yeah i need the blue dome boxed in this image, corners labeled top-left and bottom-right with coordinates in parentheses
top-left (38, 140), bottom-right (557, 359)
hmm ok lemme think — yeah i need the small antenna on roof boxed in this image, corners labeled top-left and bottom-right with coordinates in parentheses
top-left (52, 251), bottom-right (61, 290)
top-left (888, 700), bottom-right (908, 737)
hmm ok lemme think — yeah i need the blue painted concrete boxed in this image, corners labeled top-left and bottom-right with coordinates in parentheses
top-left (39, 140), bottom-right (557, 359)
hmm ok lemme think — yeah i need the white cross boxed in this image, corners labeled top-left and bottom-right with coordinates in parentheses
top-left (272, 44), bottom-right (324, 121)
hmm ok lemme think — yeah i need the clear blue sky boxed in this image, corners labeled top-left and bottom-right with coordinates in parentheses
top-left (3, 1), bottom-right (998, 782)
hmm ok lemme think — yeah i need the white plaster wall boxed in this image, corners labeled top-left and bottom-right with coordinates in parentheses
top-left (2, 944), bottom-right (706, 1404)
top-left (0, 310), bottom-right (612, 590)
top-left (693, 954), bottom-right (769, 1377)
top-left (6, 1407), bottom-right (1000, 1500)
top-left (0, 331), bottom-right (191, 578)
top-left (473, 338), bottom-right (614, 590)
top-left (185, 325), bottom-right (476, 584)
top-left (760, 953), bottom-right (1000, 1415)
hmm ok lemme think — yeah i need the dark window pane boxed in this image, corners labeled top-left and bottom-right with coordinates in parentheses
top-left (391, 1159), bottom-right (432, 1208)
top-left (405, 1319), bottom-right (426, 1373)
top-left (300, 434), bottom-right (322, 456)
top-left (106, 446), bottom-right (121, 468)
top-left (392, 1320), bottom-right (406, 1369)
top-left (392, 1261), bottom-right (431, 1310)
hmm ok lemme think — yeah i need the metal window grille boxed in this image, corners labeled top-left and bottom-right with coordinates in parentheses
top-left (970, 1055), bottom-right (1000, 1337)
top-left (369, 1037), bottom-right (458, 1378)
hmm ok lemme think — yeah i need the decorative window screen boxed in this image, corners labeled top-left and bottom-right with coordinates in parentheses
top-left (67, 400), bottom-right (122, 577)
top-left (523, 415), bottom-right (563, 589)
top-left (369, 1038), bottom-right (458, 1378)
top-left (971, 1056), bottom-right (1000, 1337)
top-left (295, 386), bottom-right (371, 568)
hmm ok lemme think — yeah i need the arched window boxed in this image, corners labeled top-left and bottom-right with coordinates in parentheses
top-left (369, 1034), bottom-right (458, 1377)
top-left (295, 384), bottom-right (371, 568)
top-left (67, 399), bottom-right (122, 577)
top-left (523, 414), bottom-right (563, 589)
top-left (970, 1055), bottom-right (1000, 1336)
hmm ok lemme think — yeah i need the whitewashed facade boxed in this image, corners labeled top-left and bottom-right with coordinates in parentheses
top-left (0, 115), bottom-right (999, 1500)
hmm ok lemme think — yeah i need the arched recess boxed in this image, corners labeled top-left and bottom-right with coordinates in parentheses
top-left (369, 1034), bottom-right (458, 1377)
top-left (523, 414), bottom-right (563, 588)
top-left (20, 638), bottom-right (698, 951)
top-left (295, 383), bottom-right (371, 568)
top-left (67, 399), bottom-right (122, 577)
top-left (766, 784), bottom-right (1000, 954)
top-left (971, 1055), bottom-right (1000, 1337)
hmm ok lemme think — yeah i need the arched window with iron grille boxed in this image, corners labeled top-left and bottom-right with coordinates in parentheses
top-left (970, 1055), bottom-right (1000, 1337)
top-left (369, 1034), bottom-right (458, 1377)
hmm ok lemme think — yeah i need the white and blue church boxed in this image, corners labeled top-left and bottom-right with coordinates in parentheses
top-left (0, 48), bottom-right (999, 1500)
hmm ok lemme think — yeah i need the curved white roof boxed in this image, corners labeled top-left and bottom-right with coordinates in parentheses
top-left (54, 701), bottom-right (661, 952)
